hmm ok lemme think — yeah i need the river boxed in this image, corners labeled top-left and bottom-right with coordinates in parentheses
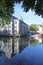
top-left (0, 36), bottom-right (43, 65)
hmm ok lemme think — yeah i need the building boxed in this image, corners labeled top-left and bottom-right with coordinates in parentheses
top-left (37, 24), bottom-right (42, 34)
top-left (12, 16), bottom-right (29, 36)
top-left (37, 25), bottom-right (42, 32)
top-left (0, 16), bottom-right (29, 36)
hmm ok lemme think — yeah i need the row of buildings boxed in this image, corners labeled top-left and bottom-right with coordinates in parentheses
top-left (0, 16), bottom-right (29, 36)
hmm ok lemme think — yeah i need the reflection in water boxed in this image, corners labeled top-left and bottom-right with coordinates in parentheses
top-left (30, 38), bottom-right (38, 46)
top-left (0, 37), bottom-right (29, 58)
top-left (19, 37), bottom-right (29, 52)
top-left (11, 38), bottom-right (20, 57)
top-left (11, 36), bottom-right (43, 65)
top-left (0, 38), bottom-right (12, 58)
top-left (0, 37), bottom-right (43, 58)
top-left (0, 36), bottom-right (43, 65)
top-left (21, 44), bottom-right (43, 65)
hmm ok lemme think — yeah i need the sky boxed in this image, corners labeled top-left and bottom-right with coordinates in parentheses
top-left (13, 3), bottom-right (43, 25)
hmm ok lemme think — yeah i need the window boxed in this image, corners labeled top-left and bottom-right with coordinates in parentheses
top-left (9, 25), bottom-right (11, 28)
top-left (14, 21), bottom-right (17, 24)
top-left (14, 30), bottom-right (17, 33)
top-left (14, 26), bottom-right (17, 28)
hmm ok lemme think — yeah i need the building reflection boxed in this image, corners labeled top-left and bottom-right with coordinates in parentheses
top-left (19, 37), bottom-right (29, 52)
top-left (0, 38), bottom-right (12, 58)
top-left (11, 38), bottom-right (20, 57)
top-left (38, 38), bottom-right (42, 43)
top-left (0, 37), bottom-right (29, 58)
top-left (34, 35), bottom-right (43, 43)
top-left (0, 36), bottom-right (42, 58)
top-left (32, 34), bottom-right (43, 43)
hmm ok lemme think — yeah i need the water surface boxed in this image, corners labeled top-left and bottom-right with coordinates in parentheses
top-left (0, 37), bottom-right (43, 65)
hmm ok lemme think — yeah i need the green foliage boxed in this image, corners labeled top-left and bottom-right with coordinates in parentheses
top-left (15, 0), bottom-right (22, 3)
top-left (0, 0), bottom-right (43, 24)
top-left (30, 24), bottom-right (38, 31)
top-left (22, 0), bottom-right (43, 17)
top-left (22, 0), bottom-right (35, 11)
top-left (15, 0), bottom-right (43, 17)
top-left (42, 24), bottom-right (43, 30)
top-left (30, 38), bottom-right (38, 46)
top-left (0, 19), bottom-right (5, 25)
top-left (0, 0), bottom-right (15, 22)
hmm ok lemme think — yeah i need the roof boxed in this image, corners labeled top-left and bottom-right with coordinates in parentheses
top-left (12, 16), bottom-right (28, 26)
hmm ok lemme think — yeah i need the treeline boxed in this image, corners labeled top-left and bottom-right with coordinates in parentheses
top-left (30, 24), bottom-right (43, 31)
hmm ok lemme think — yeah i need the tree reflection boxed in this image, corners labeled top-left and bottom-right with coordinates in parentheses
top-left (30, 38), bottom-right (38, 46)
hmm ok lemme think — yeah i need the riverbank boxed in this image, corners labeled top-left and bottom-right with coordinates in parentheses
top-left (0, 34), bottom-right (29, 37)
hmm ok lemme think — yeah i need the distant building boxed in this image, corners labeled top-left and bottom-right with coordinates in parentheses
top-left (0, 16), bottom-right (29, 36)
top-left (37, 24), bottom-right (42, 33)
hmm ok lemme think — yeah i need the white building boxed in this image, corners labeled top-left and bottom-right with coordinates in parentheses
top-left (12, 16), bottom-right (29, 36)
top-left (0, 16), bottom-right (29, 36)
top-left (37, 24), bottom-right (42, 33)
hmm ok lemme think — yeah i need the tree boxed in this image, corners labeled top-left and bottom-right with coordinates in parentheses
top-left (22, 0), bottom-right (43, 17)
top-left (16, 0), bottom-right (43, 17)
top-left (42, 24), bottom-right (43, 30)
top-left (0, 0), bottom-right (43, 22)
top-left (30, 24), bottom-right (38, 31)
top-left (0, 0), bottom-right (15, 22)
